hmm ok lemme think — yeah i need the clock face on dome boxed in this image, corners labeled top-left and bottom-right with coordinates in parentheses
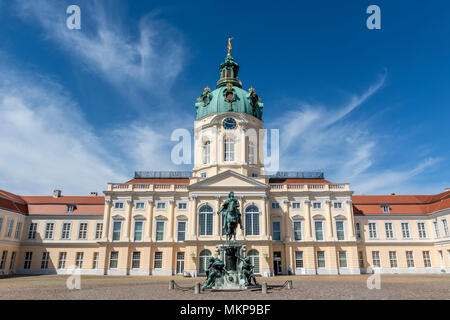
top-left (222, 117), bottom-right (237, 130)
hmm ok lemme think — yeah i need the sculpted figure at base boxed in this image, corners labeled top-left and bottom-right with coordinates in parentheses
top-left (203, 257), bottom-right (227, 290)
top-left (218, 192), bottom-right (244, 241)
top-left (239, 256), bottom-right (258, 286)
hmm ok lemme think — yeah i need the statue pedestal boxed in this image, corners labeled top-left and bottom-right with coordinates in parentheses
top-left (212, 242), bottom-right (247, 290)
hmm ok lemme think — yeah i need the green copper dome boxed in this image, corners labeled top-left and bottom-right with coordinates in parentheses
top-left (195, 54), bottom-right (264, 120)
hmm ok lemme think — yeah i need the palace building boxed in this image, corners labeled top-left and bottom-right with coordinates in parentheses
top-left (0, 49), bottom-right (449, 277)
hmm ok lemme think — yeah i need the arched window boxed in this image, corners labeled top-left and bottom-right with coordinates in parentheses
top-left (203, 141), bottom-right (210, 164)
top-left (245, 205), bottom-right (260, 236)
top-left (224, 138), bottom-right (234, 162)
top-left (248, 141), bottom-right (256, 164)
top-left (199, 205), bottom-right (213, 236)
top-left (247, 250), bottom-right (260, 274)
top-left (199, 249), bottom-right (212, 275)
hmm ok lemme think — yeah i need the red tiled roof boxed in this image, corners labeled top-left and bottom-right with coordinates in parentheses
top-left (0, 190), bottom-right (28, 214)
top-left (21, 196), bottom-right (105, 205)
top-left (27, 204), bottom-right (104, 215)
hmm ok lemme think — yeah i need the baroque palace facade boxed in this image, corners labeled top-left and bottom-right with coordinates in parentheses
top-left (1, 50), bottom-right (450, 277)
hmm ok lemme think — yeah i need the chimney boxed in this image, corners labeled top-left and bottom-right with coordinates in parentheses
top-left (391, 193), bottom-right (396, 195)
top-left (90, 192), bottom-right (98, 196)
top-left (53, 190), bottom-right (62, 198)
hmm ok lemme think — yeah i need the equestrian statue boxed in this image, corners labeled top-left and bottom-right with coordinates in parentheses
top-left (218, 192), bottom-right (244, 242)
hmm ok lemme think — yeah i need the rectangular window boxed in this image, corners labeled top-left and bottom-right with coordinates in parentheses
top-left (368, 222), bottom-right (378, 239)
top-left (9, 252), bottom-right (16, 270)
top-left (41, 252), bottom-right (49, 269)
top-left (93, 252), bottom-right (99, 269)
top-left (24, 252), bottom-right (33, 269)
top-left (6, 219), bottom-right (14, 238)
top-left (272, 221), bottom-right (281, 241)
top-left (385, 222), bottom-right (394, 239)
top-left (423, 251), bottom-right (432, 267)
top-left (314, 221), bottom-right (324, 240)
top-left (355, 222), bottom-right (362, 240)
top-left (245, 212), bottom-right (260, 236)
top-left (0, 217), bottom-right (3, 236)
top-left (417, 222), bottom-right (427, 239)
top-left (134, 221), bottom-right (143, 241)
top-left (109, 251), bottom-right (119, 269)
top-left (441, 219), bottom-right (449, 237)
top-left (406, 251), bottom-right (415, 268)
top-left (58, 252), bottom-right (67, 269)
top-left (372, 251), bottom-right (380, 268)
top-left (433, 221), bottom-right (440, 238)
top-left (199, 213), bottom-right (213, 236)
top-left (358, 251), bottom-right (364, 268)
top-left (317, 251), bottom-right (325, 268)
top-left (154, 252), bottom-right (163, 269)
top-left (401, 223), bottom-right (410, 239)
top-left (178, 202), bottom-right (187, 210)
top-left (338, 251), bottom-right (347, 268)
top-left (78, 223), bottom-right (88, 240)
top-left (177, 221), bottom-right (186, 242)
top-left (312, 202), bottom-right (322, 210)
top-left (61, 223), bottom-right (71, 240)
top-left (200, 172), bottom-right (207, 178)
top-left (292, 202), bottom-right (301, 209)
top-left (14, 222), bottom-right (22, 239)
top-left (0, 251), bottom-right (7, 269)
top-left (76, 252), bottom-right (84, 269)
top-left (336, 221), bottom-right (345, 240)
top-left (333, 202), bottom-right (343, 209)
top-left (114, 202), bottom-right (124, 209)
top-left (389, 251), bottom-right (398, 268)
top-left (132, 252), bottom-right (141, 269)
top-left (156, 221), bottom-right (165, 241)
top-left (381, 205), bottom-right (390, 213)
top-left (156, 202), bottom-right (166, 210)
top-left (271, 202), bottom-right (280, 209)
top-left (95, 223), bottom-right (103, 239)
top-left (112, 221), bottom-right (122, 241)
top-left (295, 251), bottom-right (304, 268)
top-left (28, 223), bottom-right (37, 240)
top-left (135, 202), bottom-right (145, 210)
top-left (176, 252), bottom-right (185, 274)
top-left (44, 223), bottom-right (55, 240)
top-left (293, 221), bottom-right (302, 241)
top-left (67, 205), bottom-right (75, 213)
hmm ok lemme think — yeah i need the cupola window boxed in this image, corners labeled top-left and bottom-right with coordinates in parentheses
top-left (224, 138), bottom-right (234, 161)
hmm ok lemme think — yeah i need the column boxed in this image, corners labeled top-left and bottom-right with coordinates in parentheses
top-left (145, 199), bottom-right (154, 241)
top-left (124, 199), bottom-right (133, 241)
top-left (326, 200), bottom-right (334, 240)
top-left (238, 196), bottom-right (245, 239)
top-left (103, 199), bottom-right (112, 241)
top-left (189, 196), bottom-right (198, 240)
top-left (262, 196), bottom-right (269, 238)
top-left (304, 199), bottom-right (312, 240)
top-left (167, 199), bottom-right (175, 241)
top-left (346, 199), bottom-right (355, 240)
top-left (284, 199), bottom-right (291, 241)
top-left (214, 196), bottom-right (221, 237)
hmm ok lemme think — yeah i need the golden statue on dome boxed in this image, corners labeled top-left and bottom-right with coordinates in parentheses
top-left (227, 37), bottom-right (234, 57)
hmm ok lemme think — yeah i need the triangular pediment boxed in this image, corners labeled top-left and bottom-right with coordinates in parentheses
top-left (189, 170), bottom-right (268, 190)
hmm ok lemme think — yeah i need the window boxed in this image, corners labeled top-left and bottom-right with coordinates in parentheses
top-left (203, 141), bottom-right (210, 164)
top-left (433, 221), bottom-right (440, 238)
top-left (372, 251), bottom-right (380, 268)
top-left (385, 222), bottom-right (394, 239)
top-left (135, 202), bottom-right (145, 210)
top-left (381, 205), bottom-right (390, 213)
top-left (57, 252), bottom-right (66, 269)
top-left (271, 202), bottom-right (280, 209)
top-left (95, 223), bottom-right (103, 239)
top-left (9, 252), bottom-right (16, 270)
top-left (199, 205), bottom-right (214, 236)
top-left (112, 221), bottom-right (122, 241)
top-left (114, 202), bottom-right (124, 210)
top-left (44, 223), bottom-right (55, 240)
top-left (358, 251), bottom-right (364, 268)
top-left (6, 219), bottom-right (14, 238)
top-left (154, 252), bottom-right (163, 269)
top-left (14, 222), bottom-right (22, 239)
top-left (293, 221), bottom-right (302, 241)
top-left (292, 202), bottom-right (301, 210)
top-left (245, 205), bottom-right (260, 236)
top-left (200, 172), bottom-right (207, 178)
top-left (178, 202), bottom-right (187, 210)
top-left (417, 222), bottom-right (427, 239)
top-left (0, 217), bottom-right (3, 236)
top-left (177, 221), bottom-right (186, 242)
top-left (355, 222), bottom-right (362, 240)
top-left (389, 251), bottom-right (398, 268)
top-left (78, 223), bottom-right (88, 240)
top-left (176, 252), bottom-right (185, 274)
top-left (333, 202), bottom-right (343, 210)
top-left (41, 252), bottom-right (49, 269)
top-left (368, 222), bottom-right (378, 239)
top-left (248, 141), bottom-right (256, 164)
top-left (67, 205), bottom-right (75, 213)
top-left (61, 223), bottom-right (71, 240)
top-left (336, 221), bottom-right (345, 240)
top-left (92, 252), bottom-right (99, 269)
top-left (156, 221), bottom-right (165, 241)
top-left (251, 172), bottom-right (258, 177)
top-left (0, 251), bottom-right (7, 269)
top-left (401, 222), bottom-right (410, 239)
top-left (24, 252), bottom-right (33, 269)
top-left (406, 251), bottom-right (415, 268)
top-left (156, 202), bottom-right (166, 210)
top-left (423, 251), bottom-right (432, 267)
top-left (441, 219), bottom-right (449, 237)
top-left (28, 223), bottom-right (37, 240)
top-left (295, 251), bottom-right (304, 268)
top-left (224, 138), bottom-right (234, 161)
top-left (247, 250), bottom-right (260, 274)
top-left (272, 221), bottom-right (281, 241)
top-left (76, 252), bottom-right (84, 268)
top-left (198, 250), bottom-right (211, 274)
top-left (312, 202), bottom-right (322, 210)
top-left (317, 251), bottom-right (325, 268)
top-left (109, 251), bottom-right (119, 269)
top-left (314, 221), bottom-right (324, 240)
top-left (338, 251), bottom-right (347, 268)
top-left (134, 221), bottom-right (143, 241)
top-left (132, 252), bottom-right (141, 269)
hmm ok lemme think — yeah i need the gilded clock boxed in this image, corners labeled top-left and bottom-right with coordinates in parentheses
top-left (222, 117), bottom-right (237, 130)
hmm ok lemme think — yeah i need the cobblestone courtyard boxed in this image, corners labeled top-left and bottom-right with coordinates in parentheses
top-left (0, 274), bottom-right (448, 300)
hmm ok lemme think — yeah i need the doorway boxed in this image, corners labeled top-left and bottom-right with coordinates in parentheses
top-left (176, 252), bottom-right (185, 275)
top-left (273, 251), bottom-right (282, 275)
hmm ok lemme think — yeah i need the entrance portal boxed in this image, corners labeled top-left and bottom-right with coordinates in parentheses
top-left (273, 251), bottom-right (282, 275)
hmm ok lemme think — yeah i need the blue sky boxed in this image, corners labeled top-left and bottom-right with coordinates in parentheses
top-left (0, 0), bottom-right (449, 195)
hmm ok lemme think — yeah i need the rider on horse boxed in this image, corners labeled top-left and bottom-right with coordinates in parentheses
top-left (218, 192), bottom-right (244, 241)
